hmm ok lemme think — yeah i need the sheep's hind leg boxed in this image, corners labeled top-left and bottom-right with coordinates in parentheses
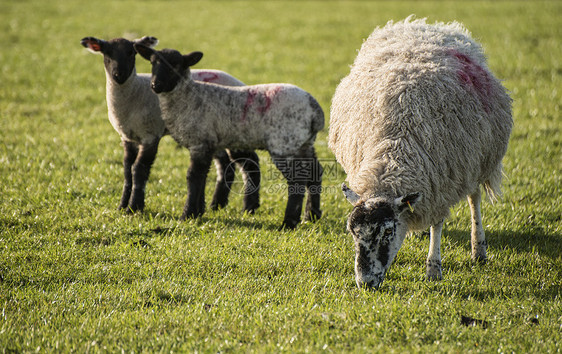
top-left (426, 220), bottom-right (443, 281)
top-left (230, 150), bottom-right (261, 214)
top-left (210, 150), bottom-right (235, 211)
top-left (128, 140), bottom-right (159, 212)
top-left (272, 155), bottom-right (305, 229)
top-left (468, 189), bottom-right (487, 263)
top-left (181, 150), bottom-right (213, 220)
top-left (304, 150), bottom-right (323, 222)
top-left (119, 141), bottom-right (139, 211)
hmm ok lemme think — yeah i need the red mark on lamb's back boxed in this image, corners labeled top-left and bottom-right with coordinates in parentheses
top-left (241, 86), bottom-right (282, 122)
top-left (196, 71), bottom-right (220, 83)
top-left (450, 50), bottom-right (492, 112)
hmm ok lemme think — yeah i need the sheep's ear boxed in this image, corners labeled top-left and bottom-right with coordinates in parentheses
top-left (81, 37), bottom-right (106, 54)
top-left (395, 192), bottom-right (422, 214)
top-left (134, 43), bottom-right (155, 61)
top-left (342, 183), bottom-right (361, 205)
top-left (183, 51), bottom-right (203, 67)
top-left (134, 36), bottom-right (159, 49)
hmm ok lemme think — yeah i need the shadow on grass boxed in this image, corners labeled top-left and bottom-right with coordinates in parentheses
top-left (441, 227), bottom-right (561, 260)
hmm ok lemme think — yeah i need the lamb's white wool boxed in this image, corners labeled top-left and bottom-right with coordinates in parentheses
top-left (159, 81), bottom-right (324, 156)
top-left (329, 17), bottom-right (512, 289)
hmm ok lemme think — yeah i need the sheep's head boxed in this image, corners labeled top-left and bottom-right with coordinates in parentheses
top-left (134, 44), bottom-right (203, 94)
top-left (342, 183), bottom-right (421, 290)
top-left (81, 36), bottom-right (158, 85)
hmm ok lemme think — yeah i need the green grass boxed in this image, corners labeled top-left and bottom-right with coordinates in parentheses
top-left (1, 0), bottom-right (561, 352)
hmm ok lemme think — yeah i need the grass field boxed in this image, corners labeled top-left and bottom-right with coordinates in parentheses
top-left (1, 0), bottom-right (561, 352)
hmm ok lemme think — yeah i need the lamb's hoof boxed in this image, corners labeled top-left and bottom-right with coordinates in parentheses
top-left (279, 219), bottom-right (299, 230)
top-left (425, 259), bottom-right (442, 281)
top-left (210, 199), bottom-right (228, 211)
top-left (120, 204), bottom-right (142, 214)
top-left (243, 208), bottom-right (257, 215)
top-left (304, 209), bottom-right (322, 223)
top-left (180, 210), bottom-right (203, 221)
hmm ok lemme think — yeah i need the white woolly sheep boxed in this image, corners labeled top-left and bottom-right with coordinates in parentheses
top-left (329, 17), bottom-right (512, 289)
top-left (134, 44), bottom-right (325, 229)
top-left (80, 36), bottom-right (260, 213)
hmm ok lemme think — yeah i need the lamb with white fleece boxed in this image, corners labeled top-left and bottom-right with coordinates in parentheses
top-left (134, 44), bottom-right (324, 228)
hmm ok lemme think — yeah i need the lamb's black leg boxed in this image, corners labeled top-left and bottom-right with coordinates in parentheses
top-left (230, 150), bottom-right (261, 214)
top-left (119, 141), bottom-right (139, 211)
top-left (128, 139), bottom-right (159, 212)
top-left (304, 150), bottom-right (323, 222)
top-left (272, 156), bottom-right (306, 229)
top-left (210, 150), bottom-right (235, 211)
top-left (181, 149), bottom-right (213, 220)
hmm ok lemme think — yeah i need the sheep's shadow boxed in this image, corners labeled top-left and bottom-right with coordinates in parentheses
top-left (437, 227), bottom-right (561, 260)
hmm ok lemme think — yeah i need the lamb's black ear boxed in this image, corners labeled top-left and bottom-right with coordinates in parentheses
top-left (81, 37), bottom-right (106, 53)
top-left (134, 43), bottom-right (155, 61)
top-left (183, 51), bottom-right (203, 67)
top-left (133, 36), bottom-right (159, 49)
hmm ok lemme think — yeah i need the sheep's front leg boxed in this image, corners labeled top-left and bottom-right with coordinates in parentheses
top-left (426, 220), bottom-right (443, 280)
top-left (119, 141), bottom-right (139, 211)
top-left (468, 189), bottom-right (487, 263)
top-left (230, 150), bottom-right (261, 214)
top-left (128, 140), bottom-right (159, 212)
top-left (181, 149), bottom-right (213, 220)
top-left (210, 150), bottom-right (235, 211)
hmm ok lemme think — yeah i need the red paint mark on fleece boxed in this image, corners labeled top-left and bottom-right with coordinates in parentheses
top-left (195, 71), bottom-right (220, 83)
top-left (241, 86), bottom-right (282, 122)
top-left (450, 50), bottom-right (492, 112)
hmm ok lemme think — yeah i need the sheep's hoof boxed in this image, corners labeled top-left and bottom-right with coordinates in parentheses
top-left (425, 259), bottom-right (442, 281)
top-left (471, 254), bottom-right (487, 264)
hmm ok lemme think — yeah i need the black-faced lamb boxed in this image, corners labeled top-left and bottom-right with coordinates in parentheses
top-left (134, 44), bottom-right (324, 228)
top-left (80, 36), bottom-right (260, 214)
top-left (328, 17), bottom-right (513, 289)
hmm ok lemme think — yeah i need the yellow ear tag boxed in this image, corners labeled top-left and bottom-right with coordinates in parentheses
top-left (407, 201), bottom-right (414, 213)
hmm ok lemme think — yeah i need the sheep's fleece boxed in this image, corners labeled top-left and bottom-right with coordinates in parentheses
top-left (329, 17), bottom-right (512, 230)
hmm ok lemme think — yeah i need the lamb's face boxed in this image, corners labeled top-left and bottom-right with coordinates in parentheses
top-left (134, 45), bottom-right (204, 94)
top-left (342, 184), bottom-right (421, 290)
top-left (103, 39), bottom-right (137, 85)
top-left (148, 49), bottom-right (187, 94)
top-left (81, 37), bottom-right (136, 85)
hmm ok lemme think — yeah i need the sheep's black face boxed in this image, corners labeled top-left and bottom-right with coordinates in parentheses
top-left (342, 184), bottom-right (422, 290)
top-left (103, 39), bottom-right (136, 85)
top-left (347, 199), bottom-right (401, 289)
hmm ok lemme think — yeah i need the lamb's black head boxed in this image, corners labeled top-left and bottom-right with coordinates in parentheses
top-left (134, 44), bottom-right (203, 94)
top-left (342, 183), bottom-right (421, 290)
top-left (81, 36), bottom-right (158, 85)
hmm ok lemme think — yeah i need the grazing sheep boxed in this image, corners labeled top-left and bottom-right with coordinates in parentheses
top-left (80, 36), bottom-right (260, 213)
top-left (134, 44), bottom-right (324, 228)
top-left (329, 17), bottom-right (512, 289)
